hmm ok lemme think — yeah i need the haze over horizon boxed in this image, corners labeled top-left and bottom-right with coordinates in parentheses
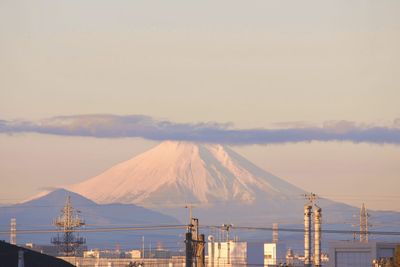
top-left (1, 0), bottom-right (399, 212)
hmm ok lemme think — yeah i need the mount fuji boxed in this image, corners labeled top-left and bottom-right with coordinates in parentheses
top-left (8, 141), bottom-right (399, 246)
top-left (70, 141), bottom-right (303, 205)
top-left (68, 141), bottom-right (358, 224)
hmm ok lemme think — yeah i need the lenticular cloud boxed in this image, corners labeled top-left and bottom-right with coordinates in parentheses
top-left (1, 114), bottom-right (399, 145)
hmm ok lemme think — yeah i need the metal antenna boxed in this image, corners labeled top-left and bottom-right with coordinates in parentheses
top-left (185, 203), bottom-right (195, 231)
top-left (51, 195), bottom-right (86, 256)
top-left (185, 203), bottom-right (195, 229)
top-left (303, 192), bottom-right (318, 205)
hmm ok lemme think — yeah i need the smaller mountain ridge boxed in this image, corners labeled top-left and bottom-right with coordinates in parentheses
top-left (0, 189), bottom-right (180, 248)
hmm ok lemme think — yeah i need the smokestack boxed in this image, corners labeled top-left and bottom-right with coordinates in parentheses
top-left (314, 207), bottom-right (322, 267)
top-left (304, 205), bottom-right (312, 267)
top-left (272, 223), bottom-right (278, 243)
top-left (304, 204), bottom-right (312, 267)
top-left (10, 218), bottom-right (16, 245)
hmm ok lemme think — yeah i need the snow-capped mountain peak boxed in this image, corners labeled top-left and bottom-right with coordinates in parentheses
top-left (69, 141), bottom-right (303, 206)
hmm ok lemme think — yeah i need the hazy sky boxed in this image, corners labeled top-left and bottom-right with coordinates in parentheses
top-left (1, 1), bottom-right (400, 211)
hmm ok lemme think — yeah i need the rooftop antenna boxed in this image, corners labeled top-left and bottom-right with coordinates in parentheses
top-left (221, 224), bottom-right (233, 242)
top-left (303, 192), bottom-right (318, 205)
top-left (185, 204), bottom-right (193, 225)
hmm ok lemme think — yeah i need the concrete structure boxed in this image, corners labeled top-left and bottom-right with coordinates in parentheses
top-left (130, 250), bottom-right (141, 259)
top-left (314, 206), bottom-right (322, 267)
top-left (304, 204), bottom-right (312, 267)
top-left (207, 240), bottom-right (280, 267)
top-left (83, 249), bottom-right (144, 259)
top-left (264, 243), bottom-right (287, 267)
top-left (328, 241), bottom-right (400, 267)
top-left (207, 240), bottom-right (247, 267)
top-left (285, 248), bottom-right (304, 266)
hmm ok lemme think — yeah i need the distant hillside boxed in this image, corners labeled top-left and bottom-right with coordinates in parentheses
top-left (0, 189), bottom-right (182, 249)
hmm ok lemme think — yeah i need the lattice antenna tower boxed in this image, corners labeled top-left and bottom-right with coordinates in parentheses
top-left (51, 195), bottom-right (86, 256)
top-left (303, 192), bottom-right (318, 206)
top-left (360, 203), bottom-right (369, 243)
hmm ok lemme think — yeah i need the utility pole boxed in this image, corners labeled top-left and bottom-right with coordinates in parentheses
top-left (185, 204), bottom-right (195, 228)
top-left (142, 236), bottom-right (145, 259)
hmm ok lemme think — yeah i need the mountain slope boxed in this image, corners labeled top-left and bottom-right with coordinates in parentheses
top-left (70, 141), bottom-right (305, 206)
top-left (68, 141), bottom-right (362, 224)
top-left (0, 189), bottom-right (180, 248)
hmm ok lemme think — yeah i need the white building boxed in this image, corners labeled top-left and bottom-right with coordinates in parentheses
top-left (328, 241), bottom-right (400, 267)
top-left (207, 241), bottom-right (247, 267)
top-left (264, 243), bottom-right (287, 267)
top-left (207, 239), bottom-right (291, 267)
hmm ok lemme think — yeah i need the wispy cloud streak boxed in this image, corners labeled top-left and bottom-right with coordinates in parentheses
top-left (1, 114), bottom-right (399, 145)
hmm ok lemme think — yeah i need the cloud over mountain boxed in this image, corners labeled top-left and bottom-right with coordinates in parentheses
top-left (1, 114), bottom-right (400, 145)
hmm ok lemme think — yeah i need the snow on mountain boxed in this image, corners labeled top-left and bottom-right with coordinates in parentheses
top-left (69, 141), bottom-right (305, 207)
top-left (70, 141), bottom-right (400, 225)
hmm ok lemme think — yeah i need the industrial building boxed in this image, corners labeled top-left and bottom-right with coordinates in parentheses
top-left (207, 240), bottom-right (247, 267)
top-left (328, 241), bottom-right (400, 267)
top-left (207, 239), bottom-right (294, 267)
top-left (264, 242), bottom-right (287, 266)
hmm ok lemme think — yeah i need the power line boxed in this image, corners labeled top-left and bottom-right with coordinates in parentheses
top-left (203, 225), bottom-right (400, 236)
top-left (0, 225), bottom-right (187, 235)
top-left (1, 224), bottom-right (399, 236)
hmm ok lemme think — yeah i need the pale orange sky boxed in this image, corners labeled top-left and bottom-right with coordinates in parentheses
top-left (0, 0), bottom-right (399, 211)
